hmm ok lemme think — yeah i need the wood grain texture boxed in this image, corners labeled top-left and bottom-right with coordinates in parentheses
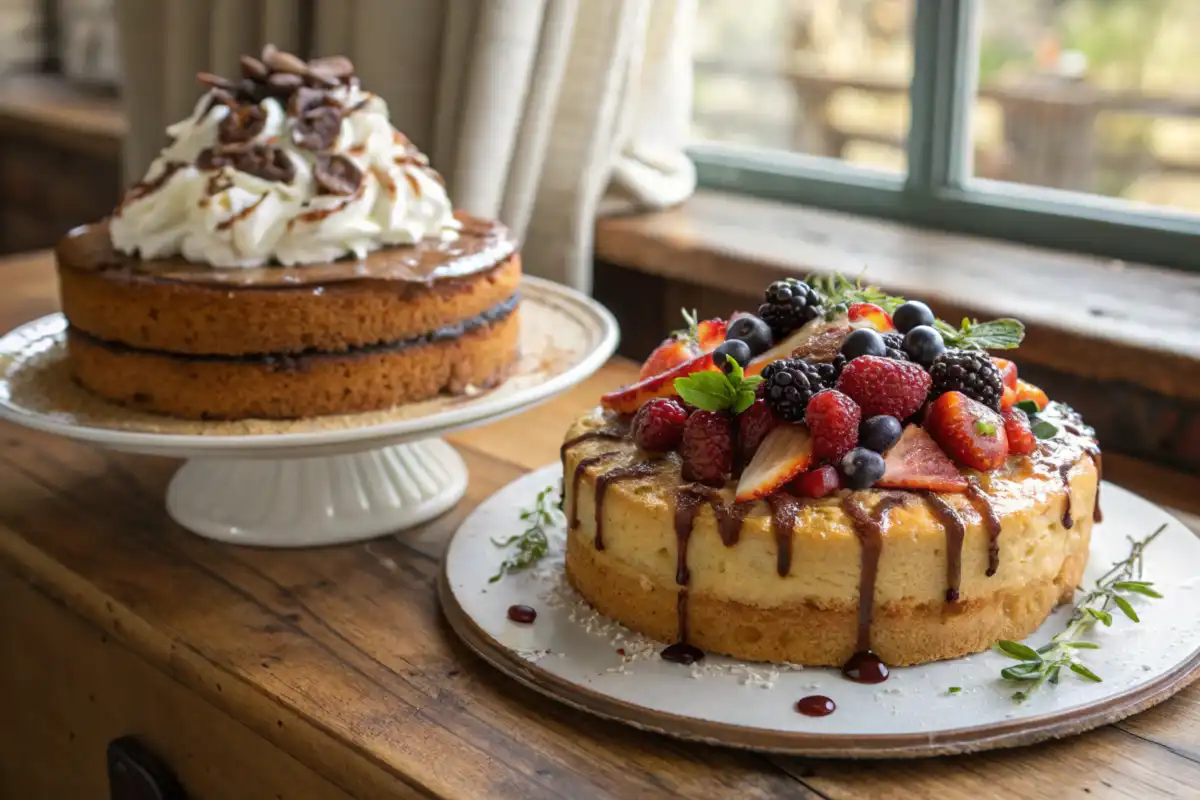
top-left (595, 191), bottom-right (1200, 402)
top-left (0, 252), bottom-right (1197, 798)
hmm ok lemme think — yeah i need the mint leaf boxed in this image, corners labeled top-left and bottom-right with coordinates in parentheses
top-left (674, 371), bottom-right (734, 411)
top-left (1030, 419), bottom-right (1059, 439)
top-left (1014, 399), bottom-right (1041, 416)
top-left (733, 388), bottom-right (757, 414)
top-left (936, 318), bottom-right (1025, 351)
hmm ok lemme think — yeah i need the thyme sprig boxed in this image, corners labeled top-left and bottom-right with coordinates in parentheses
top-left (807, 271), bottom-right (906, 318)
top-left (995, 524), bottom-right (1166, 702)
top-left (489, 483), bottom-right (562, 582)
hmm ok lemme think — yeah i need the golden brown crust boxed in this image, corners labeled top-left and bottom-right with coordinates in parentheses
top-left (58, 254), bottom-right (521, 356)
top-left (566, 525), bottom-right (1090, 667)
top-left (65, 311), bottom-right (519, 420)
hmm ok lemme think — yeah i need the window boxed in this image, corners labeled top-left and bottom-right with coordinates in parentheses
top-left (691, 0), bottom-right (1200, 271)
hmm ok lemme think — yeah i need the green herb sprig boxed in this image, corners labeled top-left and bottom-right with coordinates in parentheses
top-left (674, 359), bottom-right (762, 414)
top-left (934, 317), bottom-right (1025, 351)
top-left (1015, 399), bottom-right (1066, 440)
top-left (490, 484), bottom-right (562, 582)
top-left (807, 271), bottom-right (906, 318)
top-left (995, 524), bottom-right (1166, 702)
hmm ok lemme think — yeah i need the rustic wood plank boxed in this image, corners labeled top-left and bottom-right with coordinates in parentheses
top-left (595, 191), bottom-right (1200, 401)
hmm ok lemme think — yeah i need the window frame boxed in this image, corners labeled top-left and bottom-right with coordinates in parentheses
top-left (689, 0), bottom-right (1200, 271)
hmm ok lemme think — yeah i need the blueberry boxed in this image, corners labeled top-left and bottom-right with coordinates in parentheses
top-left (902, 325), bottom-right (946, 368)
top-left (840, 447), bottom-right (886, 490)
top-left (713, 339), bottom-right (752, 374)
top-left (893, 301), bottom-right (935, 333)
top-left (726, 315), bottom-right (773, 357)
top-left (860, 415), bottom-right (903, 453)
top-left (840, 328), bottom-right (886, 361)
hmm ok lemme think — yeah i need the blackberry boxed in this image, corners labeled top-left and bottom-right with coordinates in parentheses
top-left (813, 353), bottom-right (846, 386)
top-left (929, 350), bottom-right (1003, 410)
top-left (880, 333), bottom-right (911, 362)
top-left (760, 358), bottom-right (826, 422)
top-left (758, 279), bottom-right (825, 339)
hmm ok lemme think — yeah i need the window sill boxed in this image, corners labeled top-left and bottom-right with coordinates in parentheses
top-left (594, 190), bottom-right (1200, 403)
top-left (0, 74), bottom-right (124, 158)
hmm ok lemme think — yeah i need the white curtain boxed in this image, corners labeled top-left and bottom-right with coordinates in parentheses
top-left (115, 0), bottom-right (696, 290)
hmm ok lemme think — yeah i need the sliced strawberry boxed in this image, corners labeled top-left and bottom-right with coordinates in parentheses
top-left (695, 318), bottom-right (728, 352)
top-left (735, 424), bottom-right (813, 502)
top-left (602, 352), bottom-right (717, 414)
top-left (790, 464), bottom-right (842, 498)
top-left (991, 357), bottom-right (1018, 391)
top-left (848, 302), bottom-right (895, 332)
top-left (1013, 379), bottom-right (1049, 411)
top-left (738, 399), bottom-right (781, 462)
top-left (999, 385), bottom-right (1018, 411)
top-left (1003, 408), bottom-right (1037, 456)
top-left (876, 425), bottom-right (968, 492)
top-left (640, 337), bottom-right (698, 380)
top-left (924, 391), bottom-right (1009, 471)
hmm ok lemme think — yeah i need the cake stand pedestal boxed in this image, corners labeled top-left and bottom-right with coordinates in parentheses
top-left (0, 276), bottom-right (618, 548)
top-left (165, 439), bottom-right (468, 547)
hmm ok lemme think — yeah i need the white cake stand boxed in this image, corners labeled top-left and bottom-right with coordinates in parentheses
top-left (0, 276), bottom-right (617, 547)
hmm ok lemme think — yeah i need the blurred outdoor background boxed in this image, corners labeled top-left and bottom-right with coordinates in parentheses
top-left (693, 0), bottom-right (1200, 212)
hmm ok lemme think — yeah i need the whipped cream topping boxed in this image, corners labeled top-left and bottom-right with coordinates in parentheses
top-left (111, 66), bottom-right (459, 268)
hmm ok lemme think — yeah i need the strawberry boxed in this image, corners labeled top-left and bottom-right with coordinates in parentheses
top-left (991, 357), bottom-right (1018, 390)
top-left (680, 410), bottom-right (734, 487)
top-left (1003, 408), bottom-right (1037, 456)
top-left (735, 424), bottom-right (814, 501)
top-left (640, 337), bottom-right (697, 381)
top-left (847, 302), bottom-right (895, 332)
top-left (738, 399), bottom-right (780, 462)
top-left (1012, 379), bottom-right (1049, 411)
top-left (999, 385), bottom-right (1018, 411)
top-left (805, 389), bottom-right (861, 463)
top-left (835, 355), bottom-right (932, 420)
top-left (632, 398), bottom-right (689, 451)
top-left (876, 425), bottom-right (968, 492)
top-left (695, 318), bottom-right (728, 351)
top-left (924, 391), bottom-right (1009, 471)
top-left (790, 464), bottom-right (842, 498)
top-left (602, 353), bottom-right (717, 414)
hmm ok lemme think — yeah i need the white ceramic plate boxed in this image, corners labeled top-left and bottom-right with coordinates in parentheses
top-left (0, 275), bottom-right (618, 459)
top-left (440, 464), bottom-right (1200, 757)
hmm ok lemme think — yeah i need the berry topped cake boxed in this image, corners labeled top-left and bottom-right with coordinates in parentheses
top-left (562, 276), bottom-right (1100, 674)
top-left (56, 46), bottom-right (520, 420)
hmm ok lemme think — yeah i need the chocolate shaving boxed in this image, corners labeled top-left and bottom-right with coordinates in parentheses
top-left (314, 154), bottom-right (363, 196)
top-left (197, 143), bottom-right (295, 184)
top-left (293, 104), bottom-right (342, 151)
top-left (239, 55), bottom-right (269, 80)
top-left (218, 103), bottom-right (267, 144)
top-left (197, 71), bottom-right (238, 91)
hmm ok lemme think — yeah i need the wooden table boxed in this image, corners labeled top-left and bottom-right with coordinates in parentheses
top-left (1, 251), bottom-right (1198, 799)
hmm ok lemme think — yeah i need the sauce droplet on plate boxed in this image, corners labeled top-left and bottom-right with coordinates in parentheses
top-left (842, 650), bottom-right (890, 684)
top-left (506, 604), bottom-right (537, 624)
top-left (795, 695), bottom-right (836, 717)
top-left (660, 642), bottom-right (705, 665)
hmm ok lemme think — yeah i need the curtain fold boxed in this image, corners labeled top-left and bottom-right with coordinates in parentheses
top-left (115, 0), bottom-right (696, 290)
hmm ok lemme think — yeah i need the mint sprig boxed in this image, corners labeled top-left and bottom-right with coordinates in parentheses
top-left (934, 317), bottom-right (1025, 351)
top-left (995, 524), bottom-right (1165, 702)
top-left (674, 359), bottom-right (762, 414)
top-left (807, 271), bottom-right (906, 317)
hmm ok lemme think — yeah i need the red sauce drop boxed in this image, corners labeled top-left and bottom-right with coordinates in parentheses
top-left (795, 695), bottom-right (836, 717)
top-left (616, 648), bottom-right (626, 656)
top-left (506, 604), bottom-right (537, 624)
top-left (841, 650), bottom-right (890, 684)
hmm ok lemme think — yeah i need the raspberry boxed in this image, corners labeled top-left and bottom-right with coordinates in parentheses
top-left (924, 391), bottom-right (1009, 470)
top-left (632, 397), bottom-right (688, 451)
top-left (761, 358), bottom-right (826, 422)
top-left (758, 278), bottom-right (825, 338)
top-left (930, 350), bottom-right (1004, 411)
top-left (790, 464), bottom-right (841, 498)
top-left (680, 410), bottom-right (733, 487)
top-left (738, 399), bottom-right (780, 462)
top-left (805, 390), bottom-right (861, 463)
top-left (835, 355), bottom-right (932, 420)
top-left (1003, 408), bottom-right (1036, 456)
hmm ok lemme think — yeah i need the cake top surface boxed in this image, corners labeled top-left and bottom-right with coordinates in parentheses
top-left (106, 45), bottom-right (469, 271)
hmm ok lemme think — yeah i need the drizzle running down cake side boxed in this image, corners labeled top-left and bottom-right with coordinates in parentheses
top-left (55, 46), bottom-right (520, 420)
top-left (562, 280), bottom-right (1100, 669)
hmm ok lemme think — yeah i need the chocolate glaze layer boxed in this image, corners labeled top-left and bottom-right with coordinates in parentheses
top-left (56, 212), bottom-right (516, 288)
top-left (71, 293), bottom-right (518, 364)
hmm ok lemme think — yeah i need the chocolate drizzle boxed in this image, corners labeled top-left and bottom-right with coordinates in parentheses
top-left (715, 500), bottom-right (753, 546)
top-left (922, 492), bottom-right (966, 604)
top-left (569, 453), bottom-right (620, 529)
top-left (661, 590), bottom-right (704, 664)
top-left (594, 461), bottom-right (664, 550)
top-left (841, 493), bottom-right (906, 680)
top-left (766, 492), bottom-right (802, 577)
top-left (966, 478), bottom-right (1002, 577)
top-left (673, 488), bottom-right (708, 586)
top-left (1088, 449), bottom-right (1104, 523)
top-left (1058, 462), bottom-right (1075, 529)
